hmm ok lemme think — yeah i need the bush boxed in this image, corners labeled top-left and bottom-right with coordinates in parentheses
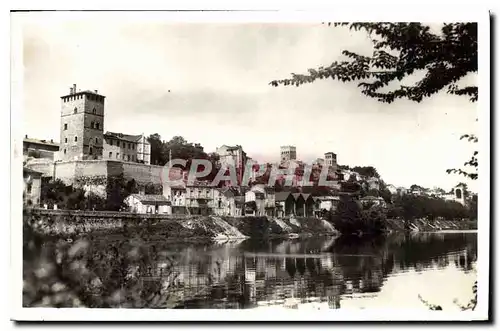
top-left (328, 196), bottom-right (388, 236)
top-left (222, 216), bottom-right (271, 237)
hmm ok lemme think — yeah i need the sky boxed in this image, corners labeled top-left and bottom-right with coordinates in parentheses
top-left (17, 14), bottom-right (479, 191)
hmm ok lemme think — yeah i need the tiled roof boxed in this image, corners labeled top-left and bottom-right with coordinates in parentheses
top-left (23, 138), bottom-right (59, 147)
top-left (275, 192), bottom-right (292, 202)
top-left (301, 193), bottom-right (312, 201)
top-left (130, 194), bottom-right (170, 205)
top-left (104, 131), bottom-right (146, 143)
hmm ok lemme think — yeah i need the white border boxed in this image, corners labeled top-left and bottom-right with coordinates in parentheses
top-left (9, 8), bottom-right (491, 322)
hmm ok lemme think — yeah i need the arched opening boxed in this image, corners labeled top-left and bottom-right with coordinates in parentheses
top-left (455, 189), bottom-right (462, 199)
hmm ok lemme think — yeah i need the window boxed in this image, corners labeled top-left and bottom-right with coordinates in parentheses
top-left (64, 138), bottom-right (67, 143)
top-left (91, 121), bottom-right (94, 129)
top-left (92, 108), bottom-right (96, 114)
top-left (74, 107), bottom-right (77, 114)
top-left (117, 153), bottom-right (119, 159)
top-left (95, 138), bottom-right (98, 144)
top-left (89, 147), bottom-right (93, 154)
top-left (123, 142), bottom-right (126, 148)
top-left (95, 122), bottom-right (100, 130)
top-left (109, 152), bottom-right (112, 158)
top-left (63, 149), bottom-right (66, 154)
top-left (64, 124), bottom-right (68, 130)
top-left (74, 136), bottom-right (78, 142)
top-left (27, 183), bottom-right (32, 194)
top-left (127, 155), bottom-right (130, 161)
top-left (128, 143), bottom-right (131, 149)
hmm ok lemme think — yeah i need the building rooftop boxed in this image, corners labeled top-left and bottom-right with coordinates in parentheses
top-left (275, 191), bottom-right (292, 202)
top-left (60, 89), bottom-right (106, 99)
top-left (23, 137), bottom-right (59, 148)
top-left (104, 131), bottom-right (145, 143)
top-left (130, 194), bottom-right (170, 205)
top-left (219, 144), bottom-right (242, 150)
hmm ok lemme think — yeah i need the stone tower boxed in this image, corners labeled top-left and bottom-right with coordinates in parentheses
top-left (59, 84), bottom-right (105, 161)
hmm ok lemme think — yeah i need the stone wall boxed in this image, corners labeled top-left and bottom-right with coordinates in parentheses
top-left (53, 161), bottom-right (77, 184)
top-left (122, 161), bottom-right (164, 186)
top-left (24, 160), bottom-right (55, 178)
top-left (25, 208), bottom-right (192, 237)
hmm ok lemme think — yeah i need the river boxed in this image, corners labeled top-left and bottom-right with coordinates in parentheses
top-left (72, 231), bottom-right (475, 310)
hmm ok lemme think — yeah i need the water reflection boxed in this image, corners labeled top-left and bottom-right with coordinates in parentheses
top-left (90, 232), bottom-right (477, 309)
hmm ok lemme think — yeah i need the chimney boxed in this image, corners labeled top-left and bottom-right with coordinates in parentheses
top-left (50, 139), bottom-right (53, 143)
top-left (69, 87), bottom-right (74, 94)
top-left (73, 84), bottom-right (77, 94)
top-left (94, 90), bottom-right (98, 93)
top-left (25, 134), bottom-right (28, 139)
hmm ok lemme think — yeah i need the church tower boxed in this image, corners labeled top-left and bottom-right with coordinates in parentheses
top-left (59, 84), bottom-right (105, 161)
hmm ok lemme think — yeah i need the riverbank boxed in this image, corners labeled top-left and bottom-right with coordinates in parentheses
top-left (385, 218), bottom-right (477, 232)
top-left (23, 208), bottom-right (477, 242)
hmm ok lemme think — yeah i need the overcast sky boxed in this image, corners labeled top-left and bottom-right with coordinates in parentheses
top-left (17, 14), bottom-right (478, 191)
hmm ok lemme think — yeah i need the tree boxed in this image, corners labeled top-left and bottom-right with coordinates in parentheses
top-left (351, 166), bottom-right (380, 179)
top-left (163, 136), bottom-right (208, 165)
top-left (410, 184), bottom-right (426, 191)
top-left (468, 194), bottom-right (478, 220)
top-left (147, 134), bottom-right (167, 166)
top-left (270, 23), bottom-right (478, 180)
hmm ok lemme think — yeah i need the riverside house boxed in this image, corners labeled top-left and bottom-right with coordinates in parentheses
top-left (124, 194), bottom-right (170, 214)
top-left (213, 187), bottom-right (244, 216)
top-left (163, 180), bottom-right (188, 214)
top-left (185, 181), bottom-right (215, 215)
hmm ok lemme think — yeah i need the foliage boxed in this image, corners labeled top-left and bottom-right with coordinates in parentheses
top-left (419, 280), bottom-right (477, 311)
top-left (328, 195), bottom-right (387, 236)
top-left (351, 166), bottom-right (380, 179)
top-left (39, 176), bottom-right (139, 212)
top-left (410, 184), bottom-right (427, 191)
top-left (270, 23), bottom-right (477, 103)
top-left (446, 135), bottom-right (478, 180)
top-left (454, 281), bottom-right (477, 311)
top-left (147, 134), bottom-right (208, 167)
top-left (467, 194), bottom-right (478, 221)
top-left (41, 179), bottom-right (88, 210)
top-left (23, 215), bottom-right (182, 308)
top-left (270, 23), bottom-right (478, 180)
top-left (418, 294), bottom-right (443, 310)
top-left (379, 188), bottom-right (393, 204)
top-left (390, 194), bottom-right (469, 221)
